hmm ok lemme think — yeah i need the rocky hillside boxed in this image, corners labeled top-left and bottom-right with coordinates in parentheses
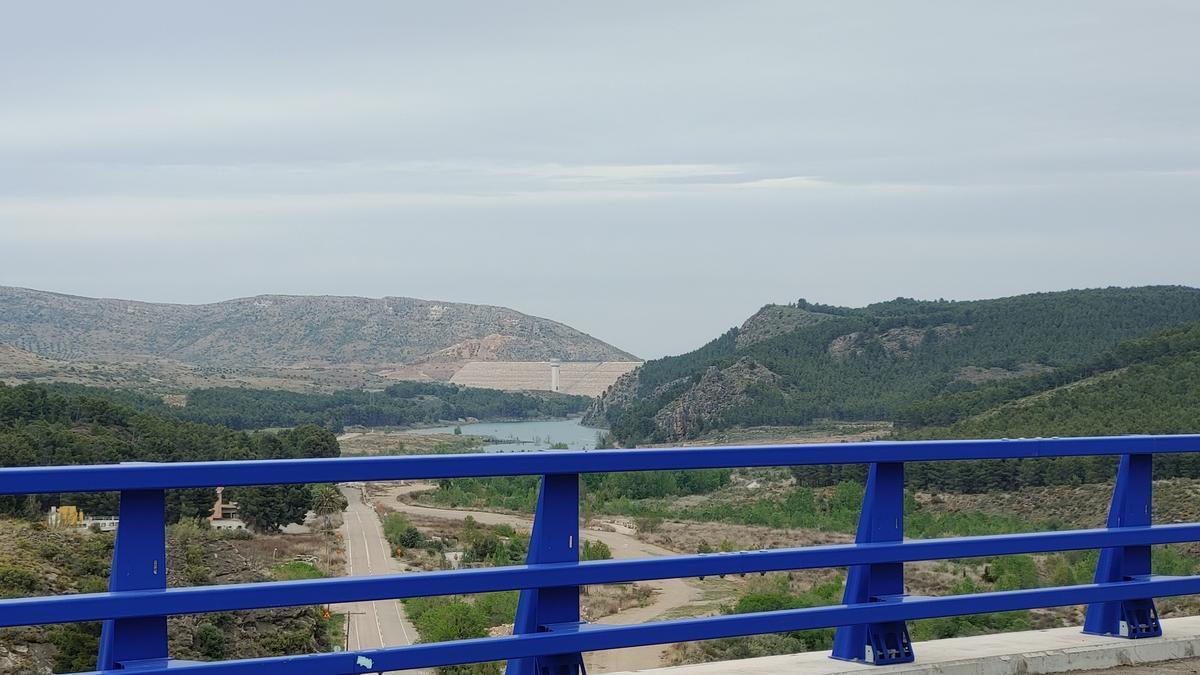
top-left (589, 287), bottom-right (1200, 444)
top-left (0, 287), bottom-right (634, 387)
top-left (0, 520), bottom-right (334, 674)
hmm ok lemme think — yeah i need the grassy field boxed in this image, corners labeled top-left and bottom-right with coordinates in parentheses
top-left (338, 430), bottom-right (486, 456)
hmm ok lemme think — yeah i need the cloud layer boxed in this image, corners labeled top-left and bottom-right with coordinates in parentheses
top-left (2, 1), bottom-right (1198, 357)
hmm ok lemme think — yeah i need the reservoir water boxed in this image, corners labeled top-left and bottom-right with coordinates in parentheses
top-left (410, 417), bottom-right (603, 452)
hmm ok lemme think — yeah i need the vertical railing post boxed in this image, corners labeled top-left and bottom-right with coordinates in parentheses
top-left (97, 489), bottom-right (169, 670)
top-left (1084, 453), bottom-right (1162, 638)
top-left (508, 473), bottom-right (583, 675)
top-left (832, 462), bottom-right (914, 665)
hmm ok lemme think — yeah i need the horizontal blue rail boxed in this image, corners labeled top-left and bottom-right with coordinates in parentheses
top-left (70, 576), bottom-right (1200, 675)
top-left (2, 434), bottom-right (1198, 494)
top-left (1, 434), bottom-right (1197, 674)
top-left (5, 523), bottom-right (1200, 628)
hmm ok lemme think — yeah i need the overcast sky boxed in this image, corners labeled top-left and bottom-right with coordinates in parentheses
top-left (2, 2), bottom-right (1198, 358)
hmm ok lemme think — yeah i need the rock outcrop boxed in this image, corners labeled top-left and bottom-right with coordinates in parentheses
top-left (735, 304), bottom-right (835, 349)
top-left (652, 358), bottom-right (781, 440)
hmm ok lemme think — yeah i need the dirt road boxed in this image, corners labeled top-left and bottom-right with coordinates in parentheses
top-left (335, 485), bottom-right (431, 675)
top-left (377, 482), bottom-right (702, 673)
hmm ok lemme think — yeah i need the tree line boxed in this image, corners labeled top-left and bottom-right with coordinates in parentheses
top-left (601, 286), bottom-right (1200, 444)
top-left (45, 381), bottom-right (591, 433)
top-left (0, 382), bottom-right (339, 530)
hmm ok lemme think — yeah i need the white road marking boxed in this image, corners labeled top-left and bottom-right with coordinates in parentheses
top-left (393, 600), bottom-right (413, 644)
top-left (353, 509), bottom-right (387, 649)
top-left (341, 485), bottom-right (429, 675)
top-left (345, 523), bottom-right (362, 652)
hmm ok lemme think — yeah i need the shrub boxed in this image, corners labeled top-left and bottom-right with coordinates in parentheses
top-left (0, 565), bottom-right (39, 597)
top-left (582, 539), bottom-right (613, 561)
top-left (193, 623), bottom-right (225, 660)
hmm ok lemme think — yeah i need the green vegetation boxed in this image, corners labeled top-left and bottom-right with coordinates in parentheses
top-left (193, 622), bottom-right (226, 660)
top-left (598, 287), bottom-right (1200, 444)
top-left (896, 321), bottom-right (1200, 432)
top-left (390, 518), bottom-right (625, 673)
top-left (581, 539), bottom-right (612, 561)
top-left (404, 596), bottom-right (501, 675)
top-left (691, 576), bottom-right (843, 660)
top-left (272, 561), bottom-right (325, 581)
top-left (909, 577), bottom-right (1031, 641)
top-left (395, 518), bottom-right (533, 674)
top-left (324, 612), bottom-right (346, 651)
top-left (0, 382), bottom-right (339, 528)
top-left (416, 474), bottom-right (1051, 541)
top-left (850, 321), bottom-right (1200, 493)
top-left (425, 470), bottom-right (732, 513)
top-left (173, 383), bottom-right (590, 432)
top-left (608, 482), bottom-right (1057, 540)
top-left (700, 547), bottom-right (1197, 665)
top-left (448, 471), bottom-right (1048, 536)
top-left (41, 381), bottom-right (589, 433)
top-left (461, 518), bottom-right (528, 567)
top-left (0, 517), bottom-right (332, 672)
top-left (236, 482), bottom-right (323, 533)
top-left (310, 484), bottom-right (348, 529)
top-left (382, 512), bottom-right (425, 551)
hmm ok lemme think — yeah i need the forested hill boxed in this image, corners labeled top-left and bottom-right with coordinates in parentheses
top-left (589, 286), bottom-right (1200, 444)
top-left (45, 382), bottom-right (591, 432)
top-left (0, 382), bottom-right (339, 530)
top-left (789, 322), bottom-right (1200, 494)
top-left (899, 321), bottom-right (1200, 440)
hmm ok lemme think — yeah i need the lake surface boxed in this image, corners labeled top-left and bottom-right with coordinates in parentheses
top-left (410, 417), bottom-right (603, 452)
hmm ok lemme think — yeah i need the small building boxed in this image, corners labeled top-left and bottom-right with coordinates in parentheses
top-left (210, 486), bottom-right (247, 530)
top-left (47, 506), bottom-right (119, 531)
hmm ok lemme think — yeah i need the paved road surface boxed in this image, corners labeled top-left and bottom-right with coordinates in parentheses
top-left (335, 485), bottom-right (430, 675)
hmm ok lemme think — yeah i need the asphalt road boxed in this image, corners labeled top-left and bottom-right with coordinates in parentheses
top-left (335, 485), bottom-right (430, 675)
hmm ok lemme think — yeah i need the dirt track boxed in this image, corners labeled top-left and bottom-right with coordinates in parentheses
top-left (375, 482), bottom-right (703, 673)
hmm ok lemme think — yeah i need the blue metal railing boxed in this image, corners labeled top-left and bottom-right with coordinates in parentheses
top-left (2, 434), bottom-right (1200, 674)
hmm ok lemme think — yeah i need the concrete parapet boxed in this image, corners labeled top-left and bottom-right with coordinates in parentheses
top-left (606, 616), bottom-right (1200, 674)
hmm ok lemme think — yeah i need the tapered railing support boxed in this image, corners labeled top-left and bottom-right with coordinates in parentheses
top-left (832, 462), bottom-right (914, 665)
top-left (508, 474), bottom-right (583, 675)
top-left (98, 489), bottom-right (169, 670)
top-left (1084, 453), bottom-right (1161, 638)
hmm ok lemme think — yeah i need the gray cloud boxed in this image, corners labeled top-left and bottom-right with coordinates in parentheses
top-left (1, 1), bottom-right (1198, 357)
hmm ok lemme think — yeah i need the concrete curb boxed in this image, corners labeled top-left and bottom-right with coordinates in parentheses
top-left (606, 616), bottom-right (1200, 675)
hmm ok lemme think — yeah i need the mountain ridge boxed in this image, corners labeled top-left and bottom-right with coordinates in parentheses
top-left (0, 285), bottom-right (636, 368)
top-left (589, 286), bottom-right (1200, 444)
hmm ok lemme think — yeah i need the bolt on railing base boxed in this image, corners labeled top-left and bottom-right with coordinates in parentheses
top-left (1084, 598), bottom-right (1163, 639)
top-left (830, 621), bottom-right (915, 666)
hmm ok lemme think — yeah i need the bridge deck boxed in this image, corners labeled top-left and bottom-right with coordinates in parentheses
top-left (607, 615), bottom-right (1200, 675)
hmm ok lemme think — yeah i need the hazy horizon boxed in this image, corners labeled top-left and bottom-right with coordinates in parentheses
top-left (3, 2), bottom-right (1199, 358)
top-left (8, 282), bottom-right (1198, 361)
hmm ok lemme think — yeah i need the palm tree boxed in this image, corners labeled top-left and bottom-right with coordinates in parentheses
top-left (311, 485), bottom-right (346, 566)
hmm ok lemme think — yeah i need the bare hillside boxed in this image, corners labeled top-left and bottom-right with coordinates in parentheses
top-left (0, 287), bottom-right (635, 385)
